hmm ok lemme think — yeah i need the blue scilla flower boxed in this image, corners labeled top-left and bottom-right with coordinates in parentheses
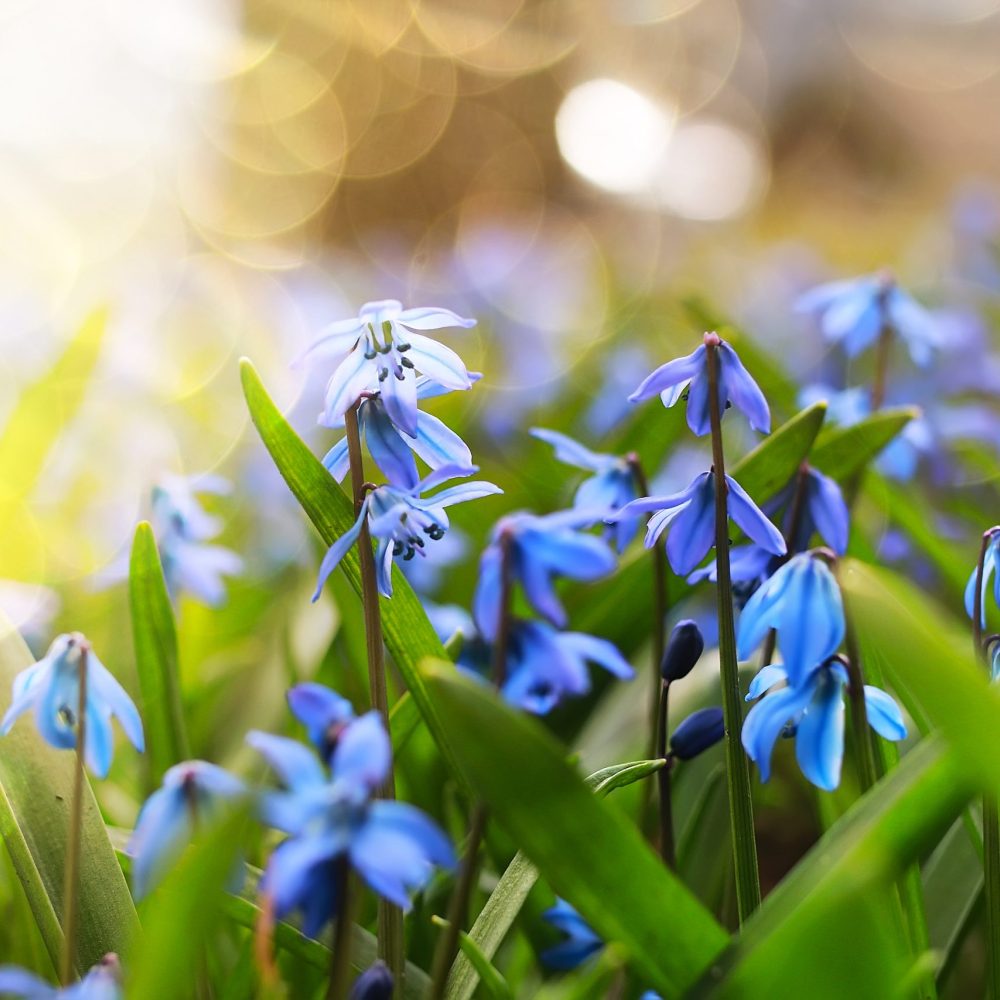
top-left (742, 659), bottom-right (906, 790)
top-left (611, 471), bottom-right (786, 577)
top-left (629, 332), bottom-right (771, 436)
top-left (248, 712), bottom-right (454, 936)
top-left (127, 761), bottom-right (245, 900)
top-left (473, 509), bottom-right (617, 641)
top-left (299, 300), bottom-right (476, 438)
top-left (321, 375), bottom-right (481, 490)
top-left (350, 961), bottom-right (393, 1000)
top-left (736, 553), bottom-right (844, 689)
top-left (687, 543), bottom-right (778, 589)
top-left (287, 683), bottom-right (355, 758)
top-left (541, 899), bottom-right (604, 969)
top-left (0, 954), bottom-right (121, 999)
top-left (0, 634), bottom-right (144, 779)
top-left (150, 475), bottom-right (243, 607)
top-left (771, 465), bottom-right (850, 556)
top-left (795, 272), bottom-right (941, 367)
top-left (530, 428), bottom-right (641, 552)
top-left (313, 464), bottom-right (502, 601)
top-left (584, 343), bottom-right (651, 436)
top-left (965, 529), bottom-right (1000, 628)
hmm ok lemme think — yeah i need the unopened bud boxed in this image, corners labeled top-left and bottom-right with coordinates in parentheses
top-left (670, 707), bottom-right (725, 761)
top-left (660, 620), bottom-right (704, 682)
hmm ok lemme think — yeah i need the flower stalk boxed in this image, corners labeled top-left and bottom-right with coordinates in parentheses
top-left (327, 859), bottom-right (353, 1000)
top-left (704, 334), bottom-right (761, 922)
top-left (343, 402), bottom-right (403, 987)
top-left (655, 680), bottom-right (676, 868)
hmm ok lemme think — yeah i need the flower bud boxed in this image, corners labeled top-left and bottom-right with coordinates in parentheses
top-left (670, 707), bottom-right (725, 761)
top-left (350, 961), bottom-right (394, 1000)
top-left (660, 620), bottom-right (704, 682)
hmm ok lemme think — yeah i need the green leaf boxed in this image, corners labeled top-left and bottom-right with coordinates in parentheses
top-left (0, 618), bottom-right (139, 973)
top-left (129, 521), bottom-right (189, 790)
top-left (421, 661), bottom-right (727, 996)
top-left (433, 916), bottom-right (513, 1000)
top-left (810, 407), bottom-right (917, 482)
top-left (239, 358), bottom-right (468, 784)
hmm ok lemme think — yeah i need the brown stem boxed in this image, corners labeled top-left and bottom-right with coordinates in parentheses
top-left (655, 681), bottom-right (675, 868)
top-left (327, 860), bottom-right (353, 1000)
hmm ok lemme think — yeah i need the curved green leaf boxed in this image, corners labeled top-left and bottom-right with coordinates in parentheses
top-left (810, 407), bottom-right (917, 482)
top-left (129, 521), bottom-right (189, 790)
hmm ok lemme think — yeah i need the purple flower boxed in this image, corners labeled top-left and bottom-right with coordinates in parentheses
top-left (299, 300), bottom-right (476, 437)
top-left (611, 471), bottom-right (786, 577)
top-left (128, 761), bottom-right (245, 899)
top-left (530, 428), bottom-right (641, 552)
top-left (795, 272), bottom-right (941, 367)
top-left (313, 464), bottom-right (502, 600)
top-left (0, 954), bottom-right (122, 999)
top-left (473, 510), bottom-right (617, 641)
top-left (0, 633), bottom-right (144, 779)
top-left (629, 335), bottom-right (771, 436)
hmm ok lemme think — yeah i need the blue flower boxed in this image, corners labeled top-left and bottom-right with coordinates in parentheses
top-left (127, 761), bottom-right (245, 899)
top-left (0, 954), bottom-right (121, 999)
top-left (541, 899), bottom-right (604, 969)
top-left (670, 707), bottom-right (725, 760)
top-left (350, 962), bottom-right (394, 1000)
top-left (248, 711), bottom-right (454, 937)
top-left (795, 272), bottom-right (941, 367)
top-left (151, 475), bottom-right (242, 607)
top-left (287, 683), bottom-right (355, 757)
top-left (611, 471), bottom-right (786, 577)
top-left (584, 344), bottom-right (651, 436)
top-left (660, 620), bottom-right (705, 682)
top-left (321, 376), bottom-right (480, 490)
top-left (770, 465), bottom-right (850, 556)
top-left (629, 334), bottom-right (771, 436)
top-left (473, 510), bottom-right (617, 641)
top-left (530, 428), bottom-right (641, 552)
top-left (965, 530), bottom-right (1000, 628)
top-left (313, 464), bottom-right (502, 600)
top-left (742, 659), bottom-right (906, 790)
top-left (498, 619), bottom-right (633, 715)
top-left (736, 554), bottom-right (844, 689)
top-left (686, 543), bottom-right (778, 589)
top-left (299, 300), bottom-right (476, 437)
top-left (0, 634), bottom-right (144, 779)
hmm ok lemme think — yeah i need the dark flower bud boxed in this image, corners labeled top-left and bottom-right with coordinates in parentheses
top-left (660, 620), bottom-right (704, 682)
top-left (350, 961), bottom-right (394, 1000)
top-left (670, 707), bottom-right (725, 761)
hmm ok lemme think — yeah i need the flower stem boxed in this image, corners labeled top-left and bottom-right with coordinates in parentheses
top-left (871, 323), bottom-right (892, 412)
top-left (343, 403), bottom-right (403, 987)
top-left (327, 859), bottom-right (353, 1000)
top-left (655, 681), bottom-right (676, 868)
top-left (60, 642), bottom-right (88, 985)
top-left (705, 335), bottom-right (761, 923)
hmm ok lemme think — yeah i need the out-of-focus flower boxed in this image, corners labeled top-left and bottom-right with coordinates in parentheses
top-left (128, 761), bottom-right (245, 899)
top-left (530, 428), bottom-right (641, 552)
top-left (687, 543), bottom-right (778, 588)
top-left (795, 272), bottom-right (941, 367)
top-left (313, 465), bottom-right (501, 601)
top-left (770, 465), bottom-right (850, 556)
top-left (299, 300), bottom-right (475, 437)
top-left (584, 344), bottom-right (651, 436)
top-left (400, 528), bottom-right (467, 597)
top-left (629, 335), bottom-right (771, 436)
top-left (541, 899), bottom-right (603, 970)
top-left (0, 954), bottom-right (122, 999)
top-left (0, 633), bottom-right (144, 778)
top-left (736, 553), bottom-right (844, 689)
top-left (350, 962), bottom-right (394, 1000)
top-left (473, 510), bottom-right (616, 641)
top-left (287, 683), bottom-right (355, 758)
top-left (321, 376), bottom-right (480, 490)
top-left (670, 707), bottom-right (725, 760)
top-left (248, 712), bottom-right (453, 937)
top-left (742, 659), bottom-right (906, 790)
top-left (966, 530), bottom-right (1000, 628)
top-left (612, 471), bottom-right (785, 577)
top-left (660, 620), bottom-right (704, 682)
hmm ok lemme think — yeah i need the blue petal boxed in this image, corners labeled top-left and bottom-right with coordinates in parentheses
top-left (410, 411), bottom-right (474, 474)
top-left (666, 477), bottom-right (715, 576)
top-left (725, 475), bottom-right (786, 557)
top-left (265, 834), bottom-right (339, 928)
top-left (0, 663), bottom-right (44, 736)
top-left (718, 343), bottom-right (770, 433)
top-left (364, 402), bottom-right (419, 488)
top-left (795, 671), bottom-right (845, 791)
top-left (0, 968), bottom-right (58, 997)
top-left (323, 344), bottom-right (379, 424)
top-left (288, 684), bottom-right (355, 749)
top-left (777, 557), bottom-right (845, 688)
top-left (529, 428), bottom-right (612, 473)
top-left (332, 712), bottom-right (390, 794)
top-left (84, 705), bottom-right (114, 778)
top-left (128, 784), bottom-right (189, 900)
top-left (864, 686), bottom-right (907, 741)
top-left (404, 334), bottom-right (471, 390)
top-left (395, 306), bottom-right (476, 331)
top-left (375, 538), bottom-right (395, 598)
top-left (246, 731), bottom-right (326, 791)
top-left (559, 632), bottom-right (634, 680)
top-left (735, 570), bottom-right (785, 659)
top-left (473, 544), bottom-right (503, 641)
top-left (741, 684), bottom-right (812, 783)
top-left (805, 468), bottom-right (850, 555)
top-left (888, 290), bottom-right (940, 367)
top-left (540, 938), bottom-right (603, 971)
top-left (88, 652), bottom-right (144, 752)
top-left (381, 368), bottom-right (419, 439)
top-left (321, 436), bottom-right (352, 482)
top-left (746, 664), bottom-right (787, 701)
top-left (628, 346), bottom-right (705, 405)
top-left (684, 369), bottom-right (713, 436)
top-left (422, 481), bottom-right (503, 509)
top-left (365, 800), bottom-right (454, 868)
top-left (313, 500), bottom-right (370, 601)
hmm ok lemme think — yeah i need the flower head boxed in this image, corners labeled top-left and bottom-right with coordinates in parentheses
top-left (670, 707), bottom-right (725, 761)
top-left (795, 272), bottom-right (941, 367)
top-left (612, 471), bottom-right (786, 577)
top-left (736, 553), bottom-right (844, 689)
top-left (473, 509), bottom-right (617, 641)
top-left (313, 464), bottom-right (502, 600)
top-left (0, 634), bottom-right (144, 778)
top-left (629, 334), bottom-right (771, 436)
top-left (248, 711), bottom-right (453, 937)
top-left (128, 761), bottom-right (245, 899)
top-left (742, 659), bottom-right (906, 790)
top-left (300, 300), bottom-right (476, 437)
top-left (530, 428), bottom-right (641, 552)
top-left (0, 954), bottom-right (122, 999)
top-left (965, 529), bottom-right (1000, 628)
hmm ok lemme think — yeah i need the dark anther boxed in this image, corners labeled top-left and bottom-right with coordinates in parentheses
top-left (378, 368), bottom-right (389, 382)
top-left (392, 541), bottom-right (404, 556)
top-left (401, 357), bottom-right (415, 369)
top-left (364, 347), bottom-right (378, 361)
top-left (396, 341), bottom-right (410, 352)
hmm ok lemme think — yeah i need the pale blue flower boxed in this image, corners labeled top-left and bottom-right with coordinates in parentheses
top-left (128, 761), bottom-right (245, 899)
top-left (0, 955), bottom-right (121, 999)
top-left (796, 272), bottom-right (941, 367)
top-left (584, 344), bottom-right (651, 435)
top-left (736, 553), bottom-right (844, 689)
top-left (629, 335), bottom-right (771, 436)
top-left (541, 899), bottom-right (603, 969)
top-left (742, 659), bottom-right (906, 790)
top-left (0, 634), bottom-right (144, 778)
top-left (530, 428), bottom-right (641, 551)
top-left (966, 530), bottom-right (1000, 628)
top-left (611, 471), bottom-right (786, 577)
top-left (287, 683), bottom-right (355, 758)
top-left (313, 464), bottom-right (502, 600)
top-left (299, 300), bottom-right (476, 437)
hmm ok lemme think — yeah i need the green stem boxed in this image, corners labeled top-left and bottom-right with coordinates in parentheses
top-left (705, 334), bottom-right (761, 923)
top-left (60, 641), bottom-right (88, 985)
top-left (343, 403), bottom-right (403, 987)
top-left (839, 619), bottom-right (879, 794)
top-left (871, 323), bottom-right (893, 412)
top-left (655, 681), bottom-right (675, 868)
top-left (327, 860), bottom-right (353, 1000)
